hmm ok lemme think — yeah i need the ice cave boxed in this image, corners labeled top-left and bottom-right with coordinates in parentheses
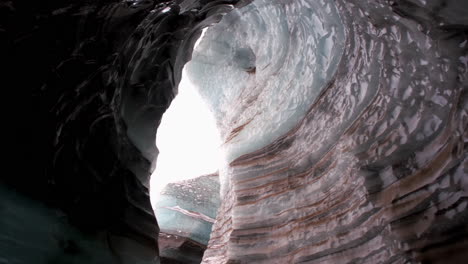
top-left (4, 0), bottom-right (468, 263)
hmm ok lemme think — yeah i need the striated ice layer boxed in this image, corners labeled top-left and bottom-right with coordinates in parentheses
top-left (186, 0), bottom-right (345, 163)
top-left (197, 0), bottom-right (468, 263)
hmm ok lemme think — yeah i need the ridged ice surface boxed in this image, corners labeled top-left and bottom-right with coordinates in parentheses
top-left (186, 0), bottom-right (345, 162)
top-left (183, 0), bottom-right (468, 263)
top-left (9, 0), bottom-right (468, 263)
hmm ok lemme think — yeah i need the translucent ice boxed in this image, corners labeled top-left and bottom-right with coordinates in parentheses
top-left (154, 174), bottom-right (220, 245)
top-left (185, 0), bottom-right (345, 163)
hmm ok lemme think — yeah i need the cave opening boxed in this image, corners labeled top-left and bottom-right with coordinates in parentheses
top-left (149, 66), bottom-right (222, 204)
top-left (149, 28), bottom-right (224, 261)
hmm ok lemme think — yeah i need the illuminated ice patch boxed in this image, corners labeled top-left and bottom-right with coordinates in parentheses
top-left (185, 0), bottom-right (345, 162)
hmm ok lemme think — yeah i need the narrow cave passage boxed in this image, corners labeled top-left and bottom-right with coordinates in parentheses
top-left (149, 66), bottom-right (222, 203)
top-left (149, 64), bottom-right (223, 263)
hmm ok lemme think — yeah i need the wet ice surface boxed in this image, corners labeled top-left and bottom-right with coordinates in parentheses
top-left (186, 0), bottom-right (345, 163)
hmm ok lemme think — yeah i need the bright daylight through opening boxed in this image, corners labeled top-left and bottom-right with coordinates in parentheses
top-left (149, 66), bottom-right (222, 206)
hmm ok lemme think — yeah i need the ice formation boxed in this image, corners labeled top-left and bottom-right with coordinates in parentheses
top-left (155, 174), bottom-right (220, 244)
top-left (186, 0), bottom-right (345, 163)
top-left (8, 0), bottom-right (468, 263)
top-left (187, 0), bottom-right (468, 263)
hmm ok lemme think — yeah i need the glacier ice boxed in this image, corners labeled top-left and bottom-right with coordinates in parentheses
top-left (154, 174), bottom-right (220, 245)
top-left (185, 0), bottom-right (345, 163)
top-left (8, 0), bottom-right (468, 262)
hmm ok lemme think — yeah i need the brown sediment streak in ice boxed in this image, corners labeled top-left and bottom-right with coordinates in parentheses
top-left (161, 205), bottom-right (216, 223)
top-left (224, 118), bottom-right (254, 144)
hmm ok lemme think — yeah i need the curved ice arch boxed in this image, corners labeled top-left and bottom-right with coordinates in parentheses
top-left (186, 0), bottom-right (345, 162)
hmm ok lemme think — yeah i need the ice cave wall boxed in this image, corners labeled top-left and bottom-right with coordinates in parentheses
top-left (156, 173), bottom-right (220, 263)
top-left (3, 0), bottom-right (468, 263)
top-left (189, 0), bottom-right (468, 263)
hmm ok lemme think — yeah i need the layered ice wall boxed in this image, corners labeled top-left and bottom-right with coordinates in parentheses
top-left (183, 0), bottom-right (468, 263)
top-left (186, 0), bottom-right (345, 163)
top-left (8, 0), bottom-right (468, 263)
